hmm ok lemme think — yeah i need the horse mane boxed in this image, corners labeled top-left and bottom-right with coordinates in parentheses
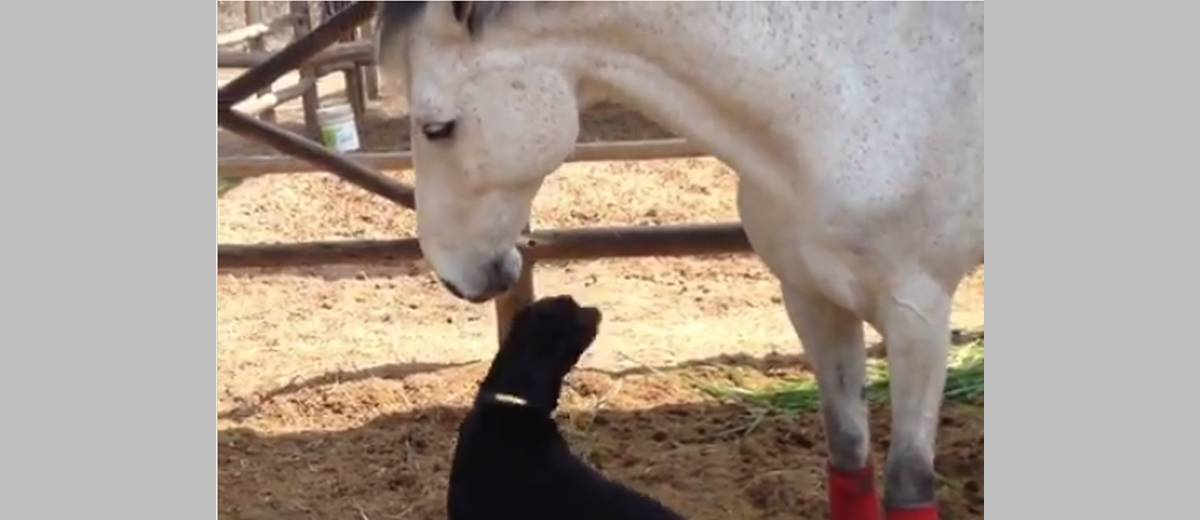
top-left (377, 2), bottom-right (513, 41)
top-left (377, 1), bottom-right (517, 71)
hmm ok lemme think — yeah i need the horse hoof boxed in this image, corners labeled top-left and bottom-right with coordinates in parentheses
top-left (885, 505), bottom-right (940, 520)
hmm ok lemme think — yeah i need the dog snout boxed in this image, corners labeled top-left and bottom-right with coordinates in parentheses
top-left (578, 307), bottom-right (602, 328)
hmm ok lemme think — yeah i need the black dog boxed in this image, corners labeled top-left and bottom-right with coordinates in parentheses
top-left (448, 295), bottom-right (686, 520)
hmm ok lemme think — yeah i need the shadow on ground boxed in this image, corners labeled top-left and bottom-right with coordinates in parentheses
top-left (218, 357), bottom-right (983, 520)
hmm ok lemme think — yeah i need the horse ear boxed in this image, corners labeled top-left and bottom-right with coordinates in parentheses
top-left (451, 2), bottom-right (470, 23)
top-left (451, 1), bottom-right (504, 36)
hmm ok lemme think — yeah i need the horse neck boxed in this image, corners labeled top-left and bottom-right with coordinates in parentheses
top-left (540, 2), bottom-right (808, 192)
top-left (529, 3), bottom-right (978, 194)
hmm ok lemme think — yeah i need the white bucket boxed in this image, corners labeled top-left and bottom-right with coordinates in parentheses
top-left (317, 104), bottom-right (360, 152)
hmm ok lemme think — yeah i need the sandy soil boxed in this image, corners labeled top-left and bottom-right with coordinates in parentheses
top-left (217, 5), bottom-right (984, 518)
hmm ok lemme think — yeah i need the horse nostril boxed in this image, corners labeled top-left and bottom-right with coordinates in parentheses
top-left (487, 257), bottom-right (517, 293)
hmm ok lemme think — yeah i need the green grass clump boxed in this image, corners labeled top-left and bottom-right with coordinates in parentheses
top-left (702, 338), bottom-right (984, 414)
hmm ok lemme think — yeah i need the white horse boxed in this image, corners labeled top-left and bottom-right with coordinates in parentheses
top-left (377, 3), bottom-right (982, 519)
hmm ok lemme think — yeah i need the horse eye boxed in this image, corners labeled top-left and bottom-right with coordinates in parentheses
top-left (422, 120), bottom-right (456, 141)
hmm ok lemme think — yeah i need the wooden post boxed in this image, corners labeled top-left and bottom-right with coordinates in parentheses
top-left (289, 1), bottom-right (321, 139)
top-left (244, 1), bottom-right (275, 123)
top-left (360, 22), bottom-right (381, 100)
top-left (344, 64), bottom-right (367, 141)
top-left (328, 6), bottom-right (367, 144)
top-left (494, 226), bottom-right (536, 345)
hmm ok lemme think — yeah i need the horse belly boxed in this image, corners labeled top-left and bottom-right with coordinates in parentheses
top-left (737, 162), bottom-right (978, 319)
top-left (728, 1), bottom-right (984, 314)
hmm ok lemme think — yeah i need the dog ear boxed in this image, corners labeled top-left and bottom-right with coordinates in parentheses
top-left (497, 303), bottom-right (540, 352)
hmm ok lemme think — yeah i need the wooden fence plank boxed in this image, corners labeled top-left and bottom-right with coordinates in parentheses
top-left (218, 138), bottom-right (706, 178)
top-left (217, 223), bottom-right (751, 269)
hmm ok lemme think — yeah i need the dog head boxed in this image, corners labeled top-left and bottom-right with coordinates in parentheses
top-left (478, 295), bottom-right (602, 411)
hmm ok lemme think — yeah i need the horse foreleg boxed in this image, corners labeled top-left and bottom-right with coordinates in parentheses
top-left (875, 279), bottom-right (953, 520)
top-left (781, 287), bottom-right (881, 520)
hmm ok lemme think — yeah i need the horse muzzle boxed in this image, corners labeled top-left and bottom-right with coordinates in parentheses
top-left (436, 251), bottom-right (522, 303)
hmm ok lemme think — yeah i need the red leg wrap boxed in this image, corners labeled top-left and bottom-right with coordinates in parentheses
top-left (885, 505), bottom-right (939, 520)
top-left (828, 463), bottom-right (881, 520)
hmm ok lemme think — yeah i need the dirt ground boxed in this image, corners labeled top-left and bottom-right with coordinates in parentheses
top-left (217, 6), bottom-right (984, 518)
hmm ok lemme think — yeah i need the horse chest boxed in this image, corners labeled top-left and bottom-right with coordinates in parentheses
top-left (736, 176), bottom-right (889, 315)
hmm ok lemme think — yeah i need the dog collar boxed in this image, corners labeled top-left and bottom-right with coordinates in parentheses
top-left (487, 392), bottom-right (529, 407)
